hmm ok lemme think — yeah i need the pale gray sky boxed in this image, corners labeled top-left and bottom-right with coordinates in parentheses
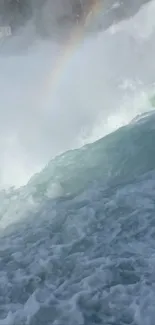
top-left (0, 0), bottom-right (155, 187)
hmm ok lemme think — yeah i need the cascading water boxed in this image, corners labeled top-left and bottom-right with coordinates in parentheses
top-left (0, 1), bottom-right (155, 324)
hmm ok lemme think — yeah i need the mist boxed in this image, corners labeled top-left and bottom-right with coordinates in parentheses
top-left (0, 0), bottom-right (155, 188)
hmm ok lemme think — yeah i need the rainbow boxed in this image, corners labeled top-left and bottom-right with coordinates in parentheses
top-left (44, 0), bottom-right (103, 97)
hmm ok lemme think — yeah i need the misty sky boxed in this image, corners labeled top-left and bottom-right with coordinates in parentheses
top-left (0, 0), bottom-right (155, 187)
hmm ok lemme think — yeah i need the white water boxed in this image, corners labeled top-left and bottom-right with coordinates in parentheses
top-left (0, 0), bottom-right (155, 188)
top-left (0, 3), bottom-right (155, 325)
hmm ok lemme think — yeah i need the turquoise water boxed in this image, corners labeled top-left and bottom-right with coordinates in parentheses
top-left (0, 110), bottom-right (155, 324)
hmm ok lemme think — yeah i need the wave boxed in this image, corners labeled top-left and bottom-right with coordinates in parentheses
top-left (28, 109), bottom-right (155, 196)
top-left (0, 110), bottom-right (155, 324)
top-left (0, 109), bottom-right (154, 229)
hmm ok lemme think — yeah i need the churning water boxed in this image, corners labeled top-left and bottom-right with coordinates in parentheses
top-left (1, 1), bottom-right (155, 324)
